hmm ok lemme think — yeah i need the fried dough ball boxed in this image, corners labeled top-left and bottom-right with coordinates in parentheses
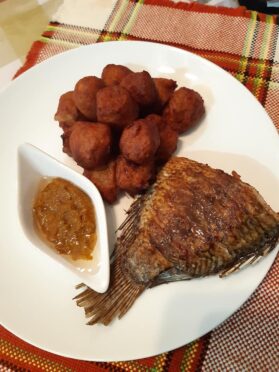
top-left (153, 78), bottom-right (177, 108)
top-left (116, 156), bottom-right (154, 196)
top-left (61, 124), bottom-right (77, 157)
top-left (119, 118), bottom-right (160, 165)
top-left (61, 132), bottom-right (71, 156)
top-left (73, 76), bottom-right (105, 121)
top-left (144, 114), bottom-right (165, 130)
top-left (54, 91), bottom-right (79, 123)
top-left (84, 160), bottom-right (118, 204)
top-left (120, 71), bottom-right (158, 108)
top-left (163, 87), bottom-right (205, 134)
top-left (101, 64), bottom-right (132, 86)
top-left (59, 120), bottom-right (74, 133)
top-left (96, 85), bottom-right (139, 128)
top-left (156, 124), bottom-right (178, 163)
top-left (144, 114), bottom-right (178, 163)
top-left (69, 121), bottom-right (112, 169)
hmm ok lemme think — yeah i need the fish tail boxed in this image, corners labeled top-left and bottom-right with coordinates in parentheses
top-left (74, 257), bottom-right (145, 325)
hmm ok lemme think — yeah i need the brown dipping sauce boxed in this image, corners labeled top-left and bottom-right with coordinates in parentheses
top-left (33, 177), bottom-right (96, 261)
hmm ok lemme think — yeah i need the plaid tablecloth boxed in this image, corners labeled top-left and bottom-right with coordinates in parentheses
top-left (1, 1), bottom-right (279, 370)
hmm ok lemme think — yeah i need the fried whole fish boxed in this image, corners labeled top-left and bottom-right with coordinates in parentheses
top-left (75, 157), bottom-right (279, 325)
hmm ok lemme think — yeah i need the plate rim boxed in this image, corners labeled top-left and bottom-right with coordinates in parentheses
top-left (0, 40), bottom-right (278, 362)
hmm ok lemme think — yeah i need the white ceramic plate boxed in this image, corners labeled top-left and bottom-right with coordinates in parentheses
top-left (0, 41), bottom-right (278, 362)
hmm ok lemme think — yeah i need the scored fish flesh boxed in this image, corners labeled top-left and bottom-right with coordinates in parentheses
top-left (75, 157), bottom-right (279, 325)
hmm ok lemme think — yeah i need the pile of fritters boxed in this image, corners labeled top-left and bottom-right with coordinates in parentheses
top-left (54, 64), bottom-right (205, 203)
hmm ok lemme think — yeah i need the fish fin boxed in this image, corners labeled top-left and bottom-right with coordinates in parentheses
top-left (115, 193), bottom-right (149, 257)
top-left (74, 194), bottom-right (151, 326)
top-left (219, 239), bottom-right (276, 278)
top-left (74, 257), bottom-right (145, 325)
top-left (150, 267), bottom-right (192, 287)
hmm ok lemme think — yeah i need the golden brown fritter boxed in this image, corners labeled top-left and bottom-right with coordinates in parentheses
top-left (73, 76), bottom-right (105, 121)
top-left (143, 114), bottom-right (177, 163)
top-left (119, 118), bottom-right (160, 165)
top-left (54, 65), bottom-right (208, 205)
top-left (156, 124), bottom-right (178, 163)
top-left (96, 86), bottom-right (139, 128)
top-left (59, 120), bottom-right (74, 133)
top-left (84, 159), bottom-right (118, 204)
top-left (116, 155), bottom-right (154, 196)
top-left (153, 78), bottom-right (177, 109)
top-left (69, 121), bottom-right (112, 169)
top-left (163, 87), bottom-right (205, 134)
top-left (61, 124), bottom-right (76, 157)
top-left (120, 71), bottom-right (158, 108)
top-left (144, 114), bottom-right (164, 130)
top-left (101, 64), bottom-right (132, 86)
top-left (54, 91), bottom-right (80, 123)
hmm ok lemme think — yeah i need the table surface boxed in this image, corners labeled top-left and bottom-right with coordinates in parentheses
top-left (1, 0), bottom-right (278, 89)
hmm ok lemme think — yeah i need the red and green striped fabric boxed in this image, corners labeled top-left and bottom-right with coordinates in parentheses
top-left (2, 1), bottom-right (279, 371)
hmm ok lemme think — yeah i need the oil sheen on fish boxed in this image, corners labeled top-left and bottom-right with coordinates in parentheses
top-left (75, 157), bottom-right (279, 325)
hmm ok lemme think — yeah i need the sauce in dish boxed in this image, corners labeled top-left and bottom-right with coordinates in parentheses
top-left (33, 177), bottom-right (96, 261)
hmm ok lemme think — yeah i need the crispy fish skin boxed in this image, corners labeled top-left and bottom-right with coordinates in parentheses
top-left (143, 158), bottom-right (279, 276)
top-left (75, 157), bottom-right (279, 325)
